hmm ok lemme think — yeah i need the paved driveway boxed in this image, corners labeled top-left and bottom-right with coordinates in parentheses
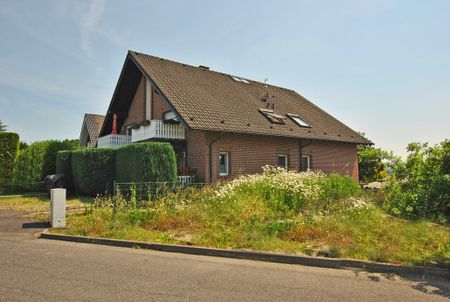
top-left (0, 211), bottom-right (448, 301)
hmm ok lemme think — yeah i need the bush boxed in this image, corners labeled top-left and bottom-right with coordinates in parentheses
top-left (0, 132), bottom-right (19, 191)
top-left (385, 140), bottom-right (450, 221)
top-left (56, 150), bottom-right (73, 191)
top-left (215, 166), bottom-right (361, 213)
top-left (320, 173), bottom-right (361, 202)
top-left (115, 142), bottom-right (176, 183)
top-left (11, 140), bottom-right (78, 191)
top-left (72, 148), bottom-right (115, 195)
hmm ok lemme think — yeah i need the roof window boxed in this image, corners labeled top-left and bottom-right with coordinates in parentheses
top-left (287, 113), bottom-right (311, 128)
top-left (259, 108), bottom-right (286, 124)
top-left (231, 76), bottom-right (250, 84)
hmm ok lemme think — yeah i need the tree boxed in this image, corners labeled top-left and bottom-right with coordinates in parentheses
top-left (0, 120), bottom-right (6, 132)
top-left (357, 133), bottom-right (400, 183)
top-left (385, 140), bottom-right (450, 221)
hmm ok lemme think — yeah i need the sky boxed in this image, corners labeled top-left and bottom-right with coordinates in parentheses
top-left (0, 0), bottom-right (449, 158)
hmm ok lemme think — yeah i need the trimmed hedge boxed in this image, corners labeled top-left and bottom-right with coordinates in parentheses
top-left (56, 150), bottom-right (73, 191)
top-left (0, 132), bottom-right (19, 191)
top-left (115, 142), bottom-right (177, 183)
top-left (72, 148), bottom-right (115, 195)
top-left (11, 140), bottom-right (78, 191)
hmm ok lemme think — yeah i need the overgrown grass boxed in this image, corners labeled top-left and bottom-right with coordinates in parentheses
top-left (54, 167), bottom-right (450, 266)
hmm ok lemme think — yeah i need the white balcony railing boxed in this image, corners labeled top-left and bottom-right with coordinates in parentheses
top-left (132, 120), bottom-right (185, 142)
top-left (97, 134), bottom-right (131, 148)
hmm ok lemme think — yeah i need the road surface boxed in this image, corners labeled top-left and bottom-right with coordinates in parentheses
top-left (0, 211), bottom-right (448, 301)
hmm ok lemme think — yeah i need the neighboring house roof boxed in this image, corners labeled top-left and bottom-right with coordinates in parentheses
top-left (102, 51), bottom-right (371, 145)
top-left (80, 114), bottom-right (105, 147)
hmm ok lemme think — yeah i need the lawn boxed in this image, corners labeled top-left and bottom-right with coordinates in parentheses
top-left (0, 193), bottom-right (92, 213)
top-left (51, 167), bottom-right (450, 267)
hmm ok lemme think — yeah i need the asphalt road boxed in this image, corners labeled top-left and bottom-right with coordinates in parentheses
top-left (0, 211), bottom-right (449, 302)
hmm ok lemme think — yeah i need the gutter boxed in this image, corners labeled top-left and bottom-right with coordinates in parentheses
top-left (208, 132), bottom-right (225, 183)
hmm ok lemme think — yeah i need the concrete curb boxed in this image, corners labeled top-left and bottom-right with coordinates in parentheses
top-left (40, 230), bottom-right (449, 279)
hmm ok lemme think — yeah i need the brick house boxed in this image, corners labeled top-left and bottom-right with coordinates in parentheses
top-left (95, 51), bottom-right (370, 182)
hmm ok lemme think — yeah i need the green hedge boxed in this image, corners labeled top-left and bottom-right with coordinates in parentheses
top-left (72, 148), bottom-right (115, 195)
top-left (56, 150), bottom-right (73, 191)
top-left (0, 132), bottom-right (19, 191)
top-left (115, 142), bottom-right (177, 184)
top-left (11, 140), bottom-right (79, 192)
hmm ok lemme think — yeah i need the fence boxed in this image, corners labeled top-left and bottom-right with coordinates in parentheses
top-left (113, 181), bottom-right (206, 202)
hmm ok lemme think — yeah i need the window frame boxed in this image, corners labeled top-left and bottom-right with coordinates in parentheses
top-left (218, 152), bottom-right (229, 176)
top-left (287, 113), bottom-right (311, 128)
top-left (277, 154), bottom-right (288, 170)
top-left (259, 108), bottom-right (287, 124)
top-left (301, 155), bottom-right (311, 171)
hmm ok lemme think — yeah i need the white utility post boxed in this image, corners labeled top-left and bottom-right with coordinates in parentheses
top-left (50, 188), bottom-right (66, 228)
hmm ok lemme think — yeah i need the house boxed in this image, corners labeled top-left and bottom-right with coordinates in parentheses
top-left (79, 114), bottom-right (105, 147)
top-left (96, 51), bottom-right (370, 182)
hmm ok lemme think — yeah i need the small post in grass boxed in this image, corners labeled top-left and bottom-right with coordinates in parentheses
top-left (50, 188), bottom-right (66, 228)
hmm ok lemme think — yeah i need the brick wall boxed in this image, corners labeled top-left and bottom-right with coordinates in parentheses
top-left (302, 140), bottom-right (359, 180)
top-left (187, 131), bottom-right (359, 182)
top-left (123, 76), bottom-right (145, 130)
top-left (185, 129), bottom-right (208, 181)
top-left (152, 91), bottom-right (171, 120)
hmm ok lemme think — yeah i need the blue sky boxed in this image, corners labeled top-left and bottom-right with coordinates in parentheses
top-left (0, 0), bottom-right (449, 157)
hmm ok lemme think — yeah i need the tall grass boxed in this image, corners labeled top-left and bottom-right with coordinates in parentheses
top-left (57, 167), bottom-right (449, 266)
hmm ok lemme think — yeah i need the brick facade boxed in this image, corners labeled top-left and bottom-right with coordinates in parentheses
top-left (152, 91), bottom-right (171, 120)
top-left (122, 76), bottom-right (145, 131)
top-left (185, 130), bottom-right (359, 183)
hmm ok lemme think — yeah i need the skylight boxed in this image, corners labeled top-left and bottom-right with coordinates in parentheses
top-left (287, 113), bottom-right (311, 128)
top-left (259, 108), bottom-right (286, 124)
top-left (231, 76), bottom-right (250, 84)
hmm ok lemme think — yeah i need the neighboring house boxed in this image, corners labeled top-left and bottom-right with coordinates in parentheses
top-left (79, 114), bottom-right (105, 147)
top-left (96, 51), bottom-right (371, 182)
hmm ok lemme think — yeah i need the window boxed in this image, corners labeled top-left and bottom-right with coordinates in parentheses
top-left (259, 108), bottom-right (287, 124)
top-left (278, 154), bottom-right (288, 170)
top-left (301, 155), bottom-right (310, 171)
top-left (219, 153), bottom-right (229, 176)
top-left (164, 111), bottom-right (179, 123)
top-left (231, 75), bottom-right (250, 84)
top-left (287, 113), bottom-right (311, 128)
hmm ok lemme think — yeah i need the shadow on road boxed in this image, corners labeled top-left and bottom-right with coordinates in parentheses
top-left (22, 221), bottom-right (50, 229)
top-left (362, 271), bottom-right (450, 299)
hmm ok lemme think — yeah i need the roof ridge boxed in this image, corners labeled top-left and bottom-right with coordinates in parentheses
top-left (128, 50), bottom-right (296, 93)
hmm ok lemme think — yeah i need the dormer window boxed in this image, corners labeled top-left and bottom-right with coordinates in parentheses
top-left (164, 111), bottom-right (179, 123)
top-left (259, 108), bottom-right (286, 124)
top-left (287, 113), bottom-right (311, 128)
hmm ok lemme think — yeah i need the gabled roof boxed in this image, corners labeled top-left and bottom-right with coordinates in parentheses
top-left (81, 114), bottom-right (105, 146)
top-left (102, 51), bottom-right (371, 144)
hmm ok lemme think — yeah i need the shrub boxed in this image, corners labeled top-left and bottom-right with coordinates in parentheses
top-left (215, 166), bottom-right (361, 213)
top-left (56, 150), bottom-right (73, 191)
top-left (42, 139), bottom-right (78, 177)
top-left (319, 173), bottom-right (361, 202)
top-left (0, 132), bottom-right (19, 191)
top-left (11, 140), bottom-right (78, 191)
top-left (72, 148), bottom-right (115, 196)
top-left (384, 140), bottom-right (450, 221)
top-left (115, 142), bottom-right (177, 183)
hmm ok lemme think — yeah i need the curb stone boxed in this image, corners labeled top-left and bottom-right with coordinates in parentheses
top-left (40, 230), bottom-right (449, 279)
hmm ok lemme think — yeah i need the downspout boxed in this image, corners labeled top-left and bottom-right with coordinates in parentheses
top-left (208, 132), bottom-right (225, 183)
top-left (299, 138), bottom-right (313, 171)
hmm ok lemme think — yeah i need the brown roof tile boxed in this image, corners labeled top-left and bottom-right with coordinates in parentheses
top-left (84, 114), bottom-right (105, 145)
top-left (128, 51), bottom-right (370, 144)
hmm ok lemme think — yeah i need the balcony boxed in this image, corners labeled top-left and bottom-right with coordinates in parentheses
top-left (131, 120), bottom-right (185, 142)
top-left (97, 134), bottom-right (131, 148)
top-left (97, 120), bottom-right (185, 148)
